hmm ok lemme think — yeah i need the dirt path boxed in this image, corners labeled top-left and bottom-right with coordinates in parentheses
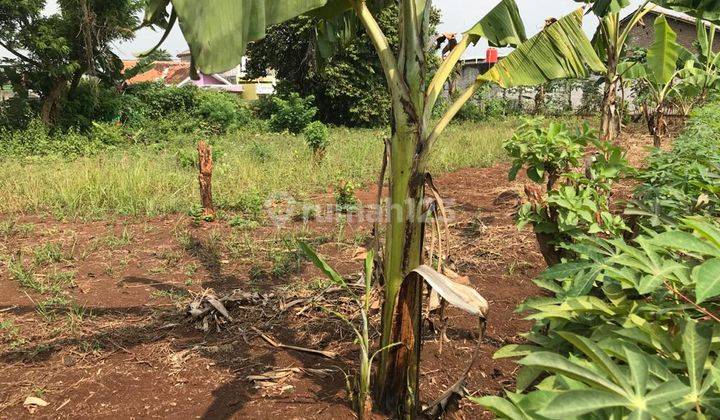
top-left (0, 127), bottom-right (660, 419)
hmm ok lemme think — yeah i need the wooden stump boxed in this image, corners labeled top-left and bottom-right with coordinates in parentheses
top-left (197, 140), bottom-right (215, 219)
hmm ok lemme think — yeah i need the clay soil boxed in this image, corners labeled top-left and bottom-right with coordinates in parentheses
top-left (0, 126), bottom-right (665, 419)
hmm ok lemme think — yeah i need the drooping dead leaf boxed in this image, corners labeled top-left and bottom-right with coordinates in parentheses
top-left (412, 265), bottom-right (489, 317)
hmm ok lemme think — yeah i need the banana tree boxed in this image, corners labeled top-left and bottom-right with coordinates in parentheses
top-left (575, 0), bottom-right (657, 142)
top-left (622, 15), bottom-right (685, 147)
top-left (578, 0), bottom-right (720, 142)
top-left (142, 0), bottom-right (604, 416)
top-left (676, 18), bottom-right (720, 103)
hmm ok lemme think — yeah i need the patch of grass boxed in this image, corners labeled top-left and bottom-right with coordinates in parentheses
top-left (36, 296), bottom-right (71, 322)
top-left (102, 227), bottom-right (133, 249)
top-left (0, 319), bottom-right (28, 349)
top-left (0, 120), bottom-right (519, 217)
top-left (65, 303), bottom-right (90, 334)
top-left (8, 256), bottom-right (43, 292)
top-left (32, 243), bottom-right (63, 266)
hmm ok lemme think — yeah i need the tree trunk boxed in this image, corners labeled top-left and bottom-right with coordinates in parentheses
top-left (600, 57), bottom-right (620, 142)
top-left (653, 108), bottom-right (665, 148)
top-left (197, 140), bottom-right (215, 219)
top-left (40, 78), bottom-right (67, 126)
top-left (534, 84), bottom-right (545, 115)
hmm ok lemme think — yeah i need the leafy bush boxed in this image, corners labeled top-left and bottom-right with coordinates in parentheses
top-left (59, 80), bottom-right (125, 131)
top-left (193, 90), bottom-right (251, 133)
top-left (507, 119), bottom-right (628, 264)
top-left (480, 102), bottom-right (720, 419)
top-left (268, 93), bottom-right (317, 134)
top-left (506, 119), bottom-right (593, 185)
top-left (629, 103), bottom-right (720, 226)
top-left (125, 82), bottom-right (198, 119)
top-left (303, 121), bottom-right (329, 158)
top-left (479, 218), bottom-right (720, 418)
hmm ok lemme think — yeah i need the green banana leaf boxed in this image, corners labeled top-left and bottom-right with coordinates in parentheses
top-left (647, 15), bottom-right (681, 85)
top-left (463, 0), bottom-right (526, 47)
top-left (574, 0), bottom-right (630, 17)
top-left (655, 0), bottom-right (720, 24)
top-left (479, 8), bottom-right (606, 88)
top-left (143, 0), bottom-right (345, 74)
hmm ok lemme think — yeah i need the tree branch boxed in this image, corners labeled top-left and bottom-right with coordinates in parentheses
top-left (0, 40), bottom-right (39, 66)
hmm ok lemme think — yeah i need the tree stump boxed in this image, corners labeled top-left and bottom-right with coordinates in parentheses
top-left (197, 140), bottom-right (215, 220)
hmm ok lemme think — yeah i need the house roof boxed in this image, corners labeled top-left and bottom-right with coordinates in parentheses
top-left (122, 61), bottom-right (191, 85)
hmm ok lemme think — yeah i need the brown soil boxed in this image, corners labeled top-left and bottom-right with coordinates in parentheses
top-left (0, 124), bottom-right (669, 419)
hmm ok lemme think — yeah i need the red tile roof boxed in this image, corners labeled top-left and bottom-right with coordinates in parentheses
top-left (122, 61), bottom-right (190, 85)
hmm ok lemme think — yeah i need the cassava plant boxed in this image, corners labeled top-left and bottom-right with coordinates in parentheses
top-left (507, 120), bottom-right (628, 265)
top-left (142, 0), bottom-right (604, 416)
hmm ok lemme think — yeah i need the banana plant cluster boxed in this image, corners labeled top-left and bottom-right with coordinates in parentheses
top-left (141, 0), bottom-right (604, 416)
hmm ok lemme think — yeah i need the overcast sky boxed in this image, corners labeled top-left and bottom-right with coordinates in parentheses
top-left (4, 0), bottom-right (645, 61)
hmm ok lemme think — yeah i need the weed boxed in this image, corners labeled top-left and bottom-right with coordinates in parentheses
top-left (184, 262), bottom-right (199, 276)
top-left (151, 289), bottom-right (189, 305)
top-left (65, 303), bottom-right (89, 334)
top-left (0, 319), bottom-right (27, 349)
top-left (32, 243), bottom-right (63, 266)
top-left (229, 215), bottom-right (260, 230)
top-left (335, 180), bottom-right (359, 213)
top-left (36, 296), bottom-right (70, 322)
top-left (184, 279), bottom-right (194, 286)
top-left (103, 227), bottom-right (133, 249)
top-left (8, 256), bottom-right (43, 293)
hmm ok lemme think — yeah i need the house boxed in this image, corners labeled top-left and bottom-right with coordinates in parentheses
top-left (624, 2), bottom-right (720, 51)
top-left (122, 53), bottom-right (275, 99)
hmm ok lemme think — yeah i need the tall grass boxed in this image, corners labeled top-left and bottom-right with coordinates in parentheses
top-left (0, 120), bottom-right (517, 218)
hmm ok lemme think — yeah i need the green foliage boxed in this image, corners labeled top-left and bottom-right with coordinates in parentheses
top-left (506, 119), bottom-right (594, 184)
top-left (335, 180), bottom-right (359, 213)
top-left (482, 102), bottom-right (720, 419)
top-left (630, 102), bottom-right (720, 225)
top-left (303, 121), bottom-right (330, 157)
top-left (125, 82), bottom-right (198, 119)
top-left (193, 90), bottom-right (251, 133)
top-left (0, 0), bottom-right (142, 125)
top-left (246, 4), bottom-right (440, 127)
top-left (268, 93), bottom-right (318, 134)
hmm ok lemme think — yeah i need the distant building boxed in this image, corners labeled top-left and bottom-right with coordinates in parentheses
top-left (122, 51), bottom-right (275, 99)
top-left (624, 2), bottom-right (720, 51)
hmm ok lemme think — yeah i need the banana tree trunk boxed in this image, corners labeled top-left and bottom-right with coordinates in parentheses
top-left (377, 122), bottom-right (427, 416)
top-left (600, 57), bottom-right (620, 142)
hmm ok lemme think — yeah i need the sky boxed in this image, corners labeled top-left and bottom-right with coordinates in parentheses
top-left (3, 0), bottom-right (646, 61)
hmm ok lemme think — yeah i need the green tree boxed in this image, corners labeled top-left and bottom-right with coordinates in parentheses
top-left (143, 0), bottom-right (604, 416)
top-left (245, 4), bottom-right (438, 127)
top-left (0, 0), bottom-right (142, 126)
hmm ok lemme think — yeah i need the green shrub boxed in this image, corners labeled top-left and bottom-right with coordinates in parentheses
top-left (268, 93), bottom-right (317, 134)
top-left (303, 121), bottom-right (329, 157)
top-left (125, 82), bottom-right (198, 118)
top-left (193, 90), bottom-right (246, 133)
top-left (59, 80), bottom-right (125, 131)
top-left (479, 102), bottom-right (720, 419)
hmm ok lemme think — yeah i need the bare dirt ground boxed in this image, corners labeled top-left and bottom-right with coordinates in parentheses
top-left (0, 125), bottom-right (668, 419)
